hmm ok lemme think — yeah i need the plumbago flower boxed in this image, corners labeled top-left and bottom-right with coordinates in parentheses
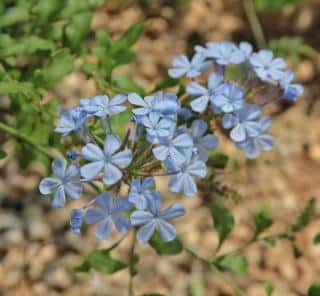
top-left (39, 40), bottom-right (303, 255)
top-left (39, 158), bottom-right (82, 207)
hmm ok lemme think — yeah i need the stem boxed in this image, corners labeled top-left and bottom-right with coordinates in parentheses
top-left (184, 246), bottom-right (246, 296)
top-left (0, 121), bottom-right (55, 159)
top-left (128, 234), bottom-right (136, 296)
top-left (243, 0), bottom-right (266, 49)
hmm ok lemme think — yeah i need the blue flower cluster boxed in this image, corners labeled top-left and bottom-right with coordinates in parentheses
top-left (169, 41), bottom-right (303, 158)
top-left (39, 41), bottom-right (303, 245)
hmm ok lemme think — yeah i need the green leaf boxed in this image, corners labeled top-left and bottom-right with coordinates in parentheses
top-left (308, 284), bottom-right (320, 296)
top-left (0, 150), bottom-right (7, 159)
top-left (109, 109), bottom-right (132, 140)
top-left (292, 198), bottom-right (316, 232)
top-left (253, 0), bottom-right (297, 11)
top-left (74, 249), bottom-right (127, 274)
top-left (112, 75), bottom-right (145, 95)
top-left (0, 81), bottom-right (34, 96)
top-left (34, 50), bottom-right (75, 88)
top-left (64, 12), bottom-right (92, 50)
top-left (313, 233), bottom-right (320, 245)
top-left (207, 152), bottom-right (229, 169)
top-left (153, 77), bottom-right (180, 92)
top-left (254, 205), bottom-right (273, 237)
top-left (118, 21), bottom-right (146, 48)
top-left (149, 232), bottom-right (183, 255)
top-left (216, 254), bottom-right (248, 275)
top-left (264, 282), bottom-right (274, 296)
top-left (211, 200), bottom-right (234, 247)
top-left (0, 4), bottom-right (30, 28)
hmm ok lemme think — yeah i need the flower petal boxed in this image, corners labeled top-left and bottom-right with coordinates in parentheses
top-left (82, 143), bottom-right (104, 161)
top-left (80, 161), bottom-right (104, 179)
top-left (157, 220), bottom-right (177, 242)
top-left (103, 163), bottom-right (122, 185)
top-left (39, 178), bottom-right (61, 195)
top-left (95, 218), bottom-right (113, 240)
top-left (136, 221), bottom-right (156, 244)
top-left (64, 182), bottom-right (82, 200)
top-left (104, 134), bottom-right (121, 156)
top-left (160, 204), bottom-right (185, 220)
top-left (113, 216), bottom-right (131, 233)
top-left (131, 211), bottom-right (154, 226)
top-left (111, 149), bottom-right (132, 168)
top-left (51, 186), bottom-right (66, 208)
top-left (52, 158), bottom-right (67, 178)
top-left (85, 208), bottom-right (106, 224)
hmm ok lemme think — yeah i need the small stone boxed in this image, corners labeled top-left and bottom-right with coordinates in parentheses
top-left (45, 266), bottom-right (71, 289)
top-left (296, 60), bottom-right (315, 82)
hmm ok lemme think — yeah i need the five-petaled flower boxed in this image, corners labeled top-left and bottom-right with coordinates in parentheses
top-left (131, 191), bottom-right (185, 243)
top-left (81, 134), bottom-right (132, 185)
top-left (39, 158), bottom-right (82, 207)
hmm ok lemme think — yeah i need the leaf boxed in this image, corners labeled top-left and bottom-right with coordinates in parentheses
top-left (149, 232), bottom-right (183, 255)
top-left (109, 109), bottom-right (132, 140)
top-left (112, 75), bottom-right (145, 95)
top-left (211, 200), bottom-right (234, 247)
top-left (253, 0), bottom-right (297, 11)
top-left (34, 50), bottom-right (75, 88)
top-left (216, 254), bottom-right (248, 275)
top-left (308, 284), bottom-right (320, 296)
top-left (64, 12), bottom-right (92, 50)
top-left (264, 282), bottom-right (274, 296)
top-left (207, 152), bottom-right (229, 169)
top-left (254, 205), bottom-right (273, 237)
top-left (0, 81), bottom-right (34, 96)
top-left (0, 150), bottom-right (7, 159)
top-left (313, 233), bottom-right (320, 245)
top-left (153, 77), bottom-right (180, 92)
top-left (118, 21), bottom-right (146, 48)
top-left (74, 249), bottom-right (127, 274)
top-left (0, 4), bottom-right (30, 28)
top-left (292, 198), bottom-right (316, 232)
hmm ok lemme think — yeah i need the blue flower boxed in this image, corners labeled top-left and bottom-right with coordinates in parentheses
top-left (206, 41), bottom-right (245, 65)
top-left (55, 107), bottom-right (87, 136)
top-left (85, 192), bottom-right (132, 240)
top-left (213, 83), bottom-right (245, 113)
top-left (250, 50), bottom-right (287, 84)
top-left (236, 117), bottom-right (274, 158)
top-left (280, 71), bottom-right (303, 101)
top-left (70, 208), bottom-right (84, 235)
top-left (152, 92), bottom-right (181, 119)
top-left (131, 191), bottom-right (185, 243)
top-left (222, 104), bottom-right (262, 142)
top-left (141, 112), bottom-right (174, 144)
top-left (128, 178), bottom-right (155, 210)
top-left (238, 42), bottom-right (253, 61)
top-left (152, 132), bottom-right (193, 165)
top-left (128, 93), bottom-right (155, 117)
top-left (80, 134), bottom-right (132, 185)
top-left (166, 152), bottom-right (206, 197)
top-left (191, 119), bottom-right (218, 161)
top-left (81, 94), bottom-right (127, 117)
top-left (187, 73), bottom-right (224, 113)
top-left (39, 158), bottom-right (82, 208)
top-left (168, 53), bottom-right (212, 78)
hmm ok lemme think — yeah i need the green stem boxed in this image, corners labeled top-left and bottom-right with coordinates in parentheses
top-left (0, 121), bottom-right (55, 159)
top-left (184, 246), bottom-right (247, 296)
top-left (243, 0), bottom-right (266, 49)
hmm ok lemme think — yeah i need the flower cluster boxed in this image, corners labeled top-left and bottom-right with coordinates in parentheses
top-left (169, 41), bottom-right (303, 158)
top-left (39, 41), bottom-right (303, 244)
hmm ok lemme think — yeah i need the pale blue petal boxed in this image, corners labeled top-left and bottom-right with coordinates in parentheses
top-left (131, 211), bottom-right (154, 226)
top-left (65, 163), bottom-right (80, 179)
top-left (153, 145), bottom-right (169, 161)
top-left (168, 68), bottom-right (187, 78)
top-left (80, 161), bottom-right (104, 179)
top-left (200, 134), bottom-right (218, 149)
top-left (136, 221), bottom-right (156, 244)
top-left (64, 182), bottom-right (82, 200)
top-left (168, 174), bottom-right (185, 194)
top-left (183, 175), bottom-right (197, 197)
top-left (103, 163), bottom-right (122, 185)
top-left (96, 192), bottom-right (113, 211)
top-left (128, 93), bottom-right (146, 107)
top-left (113, 216), bottom-right (131, 233)
top-left (39, 178), bottom-right (61, 195)
top-left (52, 186), bottom-right (66, 208)
top-left (104, 134), bottom-right (121, 156)
top-left (191, 120), bottom-right (207, 138)
top-left (258, 135), bottom-right (274, 150)
top-left (82, 143), bottom-right (104, 161)
top-left (157, 220), bottom-right (177, 242)
top-left (190, 96), bottom-right (209, 112)
top-left (160, 204), bottom-right (185, 220)
top-left (230, 124), bottom-right (246, 142)
top-left (187, 82), bottom-right (208, 96)
top-left (110, 94), bottom-right (126, 105)
top-left (96, 218), bottom-right (113, 240)
top-left (85, 208), bottom-right (106, 224)
top-left (52, 158), bottom-right (67, 179)
top-left (187, 161), bottom-right (206, 178)
top-left (172, 133), bottom-right (193, 148)
top-left (111, 149), bottom-right (132, 168)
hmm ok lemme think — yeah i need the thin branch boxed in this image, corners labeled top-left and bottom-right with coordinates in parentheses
top-left (0, 121), bottom-right (56, 159)
top-left (243, 0), bottom-right (266, 49)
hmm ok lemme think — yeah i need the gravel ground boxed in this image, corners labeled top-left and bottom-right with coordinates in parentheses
top-left (1, 1), bottom-right (320, 295)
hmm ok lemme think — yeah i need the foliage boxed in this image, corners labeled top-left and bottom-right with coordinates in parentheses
top-left (253, 0), bottom-right (298, 11)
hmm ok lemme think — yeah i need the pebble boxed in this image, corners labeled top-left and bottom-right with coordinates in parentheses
top-left (44, 265), bottom-right (71, 289)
